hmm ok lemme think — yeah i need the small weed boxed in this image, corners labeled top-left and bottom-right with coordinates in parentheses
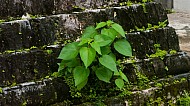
top-left (177, 91), bottom-right (190, 106)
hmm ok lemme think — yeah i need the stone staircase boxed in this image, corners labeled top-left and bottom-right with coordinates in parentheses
top-left (0, 0), bottom-right (190, 105)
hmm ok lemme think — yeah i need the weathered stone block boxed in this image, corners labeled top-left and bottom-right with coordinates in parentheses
top-left (0, 0), bottom-right (54, 18)
top-left (151, 58), bottom-right (166, 78)
top-left (164, 53), bottom-right (190, 75)
top-left (29, 17), bottom-right (58, 46)
top-left (124, 52), bottom-right (190, 83)
top-left (112, 2), bottom-right (168, 31)
top-left (0, 20), bottom-right (32, 52)
top-left (127, 27), bottom-right (180, 59)
top-left (0, 11), bottom-right (108, 52)
top-left (0, 0), bottom-right (119, 18)
top-left (0, 48), bottom-right (61, 87)
top-left (0, 78), bottom-right (70, 106)
top-left (0, 3), bottom-right (168, 53)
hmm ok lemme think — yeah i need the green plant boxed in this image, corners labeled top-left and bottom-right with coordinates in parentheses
top-left (142, 0), bottom-right (152, 3)
top-left (120, 1), bottom-right (133, 6)
top-left (141, 3), bottom-right (147, 13)
top-left (0, 87), bottom-right (2, 93)
top-left (136, 70), bottom-right (150, 89)
top-left (135, 20), bottom-right (168, 32)
top-left (177, 91), bottom-right (190, 106)
top-left (147, 44), bottom-right (167, 60)
top-left (169, 49), bottom-right (177, 55)
top-left (22, 101), bottom-right (27, 106)
top-left (147, 97), bottom-right (164, 106)
top-left (0, 19), bottom-right (5, 23)
top-left (57, 20), bottom-right (132, 90)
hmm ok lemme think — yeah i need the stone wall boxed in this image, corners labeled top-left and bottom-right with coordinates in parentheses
top-left (0, 0), bottom-right (119, 18)
top-left (0, 0), bottom-right (164, 18)
top-left (0, 1), bottom-right (189, 106)
top-left (154, 0), bottom-right (173, 9)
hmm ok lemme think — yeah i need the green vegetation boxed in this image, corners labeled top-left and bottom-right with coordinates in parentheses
top-left (136, 70), bottom-right (150, 89)
top-left (177, 91), bottom-right (190, 106)
top-left (146, 44), bottom-right (177, 60)
top-left (0, 19), bottom-right (5, 23)
top-left (53, 21), bottom-right (133, 104)
top-left (0, 17), bottom-right (22, 23)
top-left (135, 20), bottom-right (168, 32)
top-left (147, 44), bottom-right (167, 60)
top-left (0, 87), bottom-right (3, 93)
top-left (120, 1), bottom-right (133, 6)
top-left (147, 97), bottom-right (164, 106)
top-left (57, 20), bottom-right (132, 90)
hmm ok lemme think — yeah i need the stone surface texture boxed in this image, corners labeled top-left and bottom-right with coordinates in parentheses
top-left (0, 1), bottom-right (189, 106)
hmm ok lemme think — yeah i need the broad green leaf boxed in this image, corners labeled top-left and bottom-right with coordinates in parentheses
top-left (73, 66), bottom-right (90, 86)
top-left (95, 67), bottom-right (113, 83)
top-left (108, 28), bottom-right (118, 39)
top-left (109, 53), bottom-right (116, 62)
top-left (90, 42), bottom-right (101, 55)
top-left (101, 46), bottom-right (111, 55)
top-left (96, 22), bottom-right (107, 29)
top-left (58, 42), bottom-right (79, 60)
top-left (78, 38), bottom-right (92, 46)
top-left (115, 78), bottom-right (124, 89)
top-left (80, 47), bottom-right (96, 68)
top-left (114, 39), bottom-right (132, 56)
top-left (114, 71), bottom-right (120, 76)
top-left (111, 23), bottom-right (126, 38)
top-left (58, 60), bottom-right (67, 71)
top-left (77, 79), bottom-right (88, 90)
top-left (106, 20), bottom-right (114, 26)
top-left (94, 34), bottom-right (113, 46)
top-left (67, 68), bottom-right (73, 73)
top-left (101, 28), bottom-right (108, 36)
top-left (101, 28), bottom-right (117, 40)
top-left (99, 55), bottom-right (118, 72)
top-left (119, 71), bottom-right (129, 82)
top-left (67, 58), bottom-right (80, 67)
top-left (82, 26), bottom-right (98, 39)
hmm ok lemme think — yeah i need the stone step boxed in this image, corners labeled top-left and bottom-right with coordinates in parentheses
top-left (52, 72), bottom-right (190, 106)
top-left (0, 78), bottom-right (70, 106)
top-left (125, 52), bottom-right (190, 83)
top-left (0, 1), bottom-right (162, 18)
top-left (0, 2), bottom-right (168, 53)
top-left (127, 27), bottom-right (179, 59)
top-left (1, 70), bottom-right (190, 106)
top-left (0, 37), bottom-right (187, 88)
top-left (125, 72), bottom-right (190, 105)
top-left (179, 36), bottom-right (190, 44)
top-left (0, 0), bottom-right (117, 18)
top-left (0, 27), bottom-right (181, 87)
top-left (0, 46), bottom-right (61, 87)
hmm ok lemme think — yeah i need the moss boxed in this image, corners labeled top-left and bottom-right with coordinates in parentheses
top-left (45, 50), bottom-right (53, 55)
top-left (176, 91), bottom-right (190, 106)
top-left (141, 3), bottom-right (147, 13)
top-left (0, 87), bottom-right (3, 93)
top-left (11, 82), bottom-right (17, 87)
top-left (0, 19), bottom-right (6, 23)
top-left (169, 50), bottom-right (177, 55)
top-left (136, 71), bottom-right (150, 89)
top-left (147, 97), bottom-right (164, 106)
top-left (34, 69), bottom-right (38, 74)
